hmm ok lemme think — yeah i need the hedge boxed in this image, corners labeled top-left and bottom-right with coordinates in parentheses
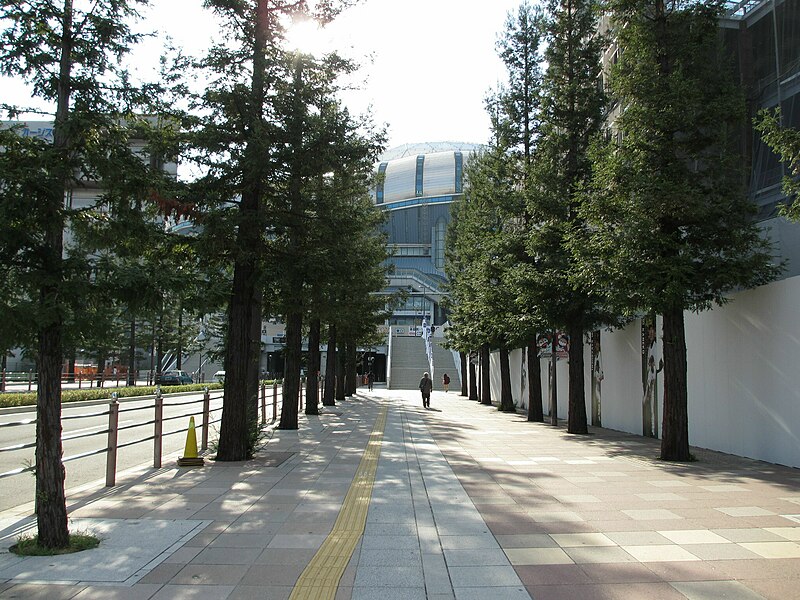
top-left (0, 383), bottom-right (225, 409)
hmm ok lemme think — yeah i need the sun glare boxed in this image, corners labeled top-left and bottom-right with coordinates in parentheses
top-left (285, 18), bottom-right (328, 55)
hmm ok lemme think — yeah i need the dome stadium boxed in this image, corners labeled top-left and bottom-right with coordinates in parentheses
top-left (373, 142), bottom-right (482, 332)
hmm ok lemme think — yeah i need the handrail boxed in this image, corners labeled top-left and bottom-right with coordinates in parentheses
top-left (0, 385), bottom-right (284, 484)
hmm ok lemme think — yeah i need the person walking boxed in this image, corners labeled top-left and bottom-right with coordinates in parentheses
top-left (367, 371), bottom-right (374, 391)
top-left (442, 373), bottom-right (450, 393)
top-left (419, 371), bottom-right (433, 408)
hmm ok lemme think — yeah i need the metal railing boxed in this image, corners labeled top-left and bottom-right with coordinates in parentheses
top-left (0, 369), bottom-right (220, 392)
top-left (0, 382), bottom-right (293, 487)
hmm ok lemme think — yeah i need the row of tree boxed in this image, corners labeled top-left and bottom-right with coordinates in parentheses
top-left (446, 0), bottom-right (790, 462)
top-left (0, 0), bottom-right (391, 549)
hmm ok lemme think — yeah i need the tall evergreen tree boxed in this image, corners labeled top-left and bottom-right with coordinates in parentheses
top-left (580, 0), bottom-right (781, 459)
top-left (0, 0), bottom-right (153, 548)
top-left (524, 0), bottom-right (607, 434)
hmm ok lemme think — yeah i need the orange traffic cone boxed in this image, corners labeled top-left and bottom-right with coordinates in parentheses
top-left (177, 416), bottom-right (205, 467)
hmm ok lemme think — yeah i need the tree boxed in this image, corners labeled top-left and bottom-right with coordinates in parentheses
top-left (446, 3), bottom-right (547, 416)
top-left (754, 108), bottom-right (800, 222)
top-left (272, 51), bottom-right (385, 430)
top-left (580, 0), bottom-right (781, 460)
top-left (0, 0), bottom-right (152, 548)
top-left (524, 0), bottom-right (607, 434)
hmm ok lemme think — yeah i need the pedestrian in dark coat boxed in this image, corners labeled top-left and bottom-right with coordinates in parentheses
top-left (419, 372), bottom-right (433, 408)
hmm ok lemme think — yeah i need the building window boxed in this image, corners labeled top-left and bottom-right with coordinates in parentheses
top-left (415, 155), bottom-right (425, 196)
top-left (434, 218), bottom-right (446, 269)
top-left (454, 151), bottom-right (463, 193)
top-left (376, 162), bottom-right (388, 204)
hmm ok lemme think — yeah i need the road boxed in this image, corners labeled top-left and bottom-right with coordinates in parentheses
top-left (0, 391), bottom-right (227, 513)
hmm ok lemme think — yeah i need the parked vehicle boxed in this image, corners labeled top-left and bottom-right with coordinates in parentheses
top-left (160, 370), bottom-right (193, 385)
top-left (214, 370), bottom-right (225, 383)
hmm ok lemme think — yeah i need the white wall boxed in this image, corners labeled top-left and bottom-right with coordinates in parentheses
top-left (483, 274), bottom-right (800, 468)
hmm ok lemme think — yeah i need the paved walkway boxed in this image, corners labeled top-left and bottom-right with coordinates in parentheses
top-left (1, 389), bottom-right (799, 599)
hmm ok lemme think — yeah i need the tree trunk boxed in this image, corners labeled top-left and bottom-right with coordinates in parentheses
top-left (468, 353), bottom-right (478, 401)
top-left (323, 325), bottom-right (336, 406)
top-left (176, 309), bottom-right (183, 370)
top-left (278, 311), bottom-right (302, 429)
top-left (335, 340), bottom-right (346, 401)
top-left (345, 338), bottom-right (356, 396)
top-left (498, 344), bottom-right (515, 412)
top-left (567, 322), bottom-right (588, 434)
top-left (217, 265), bottom-right (262, 459)
top-left (661, 306), bottom-right (690, 460)
top-left (127, 318), bottom-right (136, 386)
top-left (66, 352), bottom-right (76, 384)
top-left (305, 318), bottom-right (320, 415)
top-left (527, 342), bottom-right (543, 422)
top-left (96, 353), bottom-right (105, 388)
top-left (550, 331), bottom-right (558, 425)
top-left (35, 0), bottom-right (73, 548)
top-left (480, 344), bottom-right (491, 406)
top-left (459, 352), bottom-right (468, 396)
top-left (216, 0), bottom-right (268, 460)
top-left (156, 310), bottom-right (164, 384)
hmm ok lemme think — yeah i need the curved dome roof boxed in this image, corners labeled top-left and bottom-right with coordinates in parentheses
top-left (375, 143), bottom-right (481, 205)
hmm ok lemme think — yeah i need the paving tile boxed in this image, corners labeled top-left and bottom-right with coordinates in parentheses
top-left (358, 548), bottom-right (421, 567)
top-left (670, 580), bottom-right (767, 600)
top-left (192, 547), bottom-right (262, 565)
top-left (657, 529), bottom-right (731, 545)
top-left (448, 565), bottom-right (524, 587)
top-left (515, 564), bottom-right (594, 586)
top-left (644, 560), bottom-right (733, 582)
top-left (496, 534), bottom-right (558, 548)
top-left (239, 562), bottom-right (305, 586)
top-left (530, 511), bottom-right (585, 523)
top-left (605, 531), bottom-right (673, 546)
top-left (622, 509), bottom-right (683, 521)
top-left (741, 578), bottom-right (800, 600)
top-left (713, 528), bottom-right (787, 543)
top-left (439, 534), bottom-right (499, 550)
top-left (265, 534), bottom-right (327, 549)
top-left (622, 545), bottom-right (700, 562)
top-left (524, 582), bottom-right (688, 599)
top-left (554, 495), bottom-right (602, 504)
top-left (227, 585), bottom-right (292, 600)
top-left (739, 541), bottom-right (800, 559)
top-left (150, 585), bottom-right (235, 599)
top-left (504, 547), bottom-right (574, 566)
top-left (350, 588), bottom-right (426, 600)
top-left (564, 546), bottom-right (638, 564)
top-left (551, 533), bottom-right (616, 547)
top-left (443, 547), bottom-right (509, 566)
top-left (578, 562), bottom-right (663, 583)
top-left (171, 563), bottom-right (248, 586)
top-left (763, 527), bottom-right (800, 541)
top-left (716, 507), bottom-right (776, 517)
top-left (71, 584), bottom-right (164, 599)
top-left (361, 535), bottom-right (420, 550)
top-left (453, 586), bottom-right (532, 599)
top-left (680, 543), bottom-right (761, 560)
top-left (353, 565), bottom-right (425, 587)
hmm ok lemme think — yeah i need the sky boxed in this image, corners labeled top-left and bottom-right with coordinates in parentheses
top-left (144, 0), bottom-right (524, 151)
top-left (4, 0), bottom-right (525, 152)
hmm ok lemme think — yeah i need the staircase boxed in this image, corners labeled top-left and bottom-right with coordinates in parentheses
top-left (389, 335), bottom-right (460, 390)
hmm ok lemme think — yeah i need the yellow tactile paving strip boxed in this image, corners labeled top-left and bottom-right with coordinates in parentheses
top-left (289, 406), bottom-right (388, 600)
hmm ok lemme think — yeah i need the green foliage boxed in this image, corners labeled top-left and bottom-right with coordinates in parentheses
top-left (578, 0), bottom-right (781, 317)
top-left (11, 532), bottom-right (100, 556)
top-left (754, 108), bottom-right (800, 222)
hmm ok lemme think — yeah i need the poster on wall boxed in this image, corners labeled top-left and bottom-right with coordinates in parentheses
top-left (641, 314), bottom-right (662, 438)
top-left (590, 330), bottom-right (602, 427)
top-left (536, 332), bottom-right (569, 358)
